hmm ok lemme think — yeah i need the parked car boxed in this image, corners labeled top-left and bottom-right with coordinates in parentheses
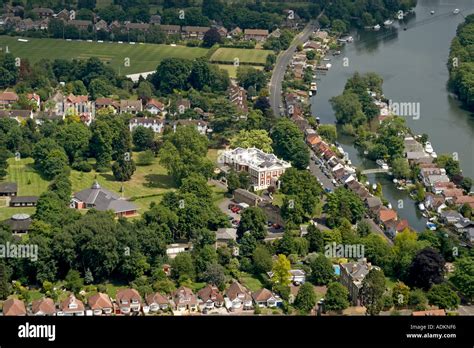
top-left (272, 223), bottom-right (282, 230)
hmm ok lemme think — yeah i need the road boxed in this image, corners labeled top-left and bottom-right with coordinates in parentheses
top-left (269, 20), bottom-right (317, 117)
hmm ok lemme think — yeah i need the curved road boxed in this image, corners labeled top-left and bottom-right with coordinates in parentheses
top-left (269, 20), bottom-right (318, 117)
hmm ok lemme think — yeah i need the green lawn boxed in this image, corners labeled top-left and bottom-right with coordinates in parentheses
top-left (216, 64), bottom-right (263, 78)
top-left (3, 158), bottom-right (50, 196)
top-left (210, 47), bottom-right (272, 65)
top-left (0, 36), bottom-right (208, 75)
top-left (240, 272), bottom-right (264, 292)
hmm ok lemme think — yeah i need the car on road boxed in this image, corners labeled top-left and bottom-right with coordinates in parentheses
top-left (325, 187), bottom-right (332, 193)
top-left (231, 206), bottom-right (241, 213)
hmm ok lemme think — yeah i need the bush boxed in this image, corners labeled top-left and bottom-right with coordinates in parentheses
top-left (137, 150), bottom-right (155, 166)
top-left (72, 160), bottom-right (93, 172)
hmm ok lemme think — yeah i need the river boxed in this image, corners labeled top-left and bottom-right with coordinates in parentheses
top-left (311, 0), bottom-right (474, 232)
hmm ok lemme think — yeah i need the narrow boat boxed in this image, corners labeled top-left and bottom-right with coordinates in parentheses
top-left (418, 203), bottom-right (426, 211)
top-left (310, 82), bottom-right (318, 92)
top-left (372, 183), bottom-right (377, 190)
top-left (430, 151), bottom-right (437, 159)
top-left (453, 9), bottom-right (460, 14)
top-left (373, 24), bottom-right (381, 31)
top-left (430, 10), bottom-right (435, 15)
top-left (384, 20), bottom-right (393, 26)
top-left (424, 141), bottom-right (434, 154)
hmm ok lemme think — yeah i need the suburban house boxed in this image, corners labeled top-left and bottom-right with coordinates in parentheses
top-left (95, 19), bottom-right (109, 32)
top-left (233, 188), bottom-right (262, 206)
top-left (144, 99), bottom-right (165, 115)
top-left (230, 27), bottom-right (242, 37)
top-left (222, 147), bottom-right (292, 190)
top-left (252, 288), bottom-right (282, 308)
top-left (31, 298), bottom-right (56, 316)
top-left (27, 93), bottom-right (41, 109)
top-left (225, 281), bottom-right (253, 310)
top-left (3, 213), bottom-right (32, 234)
top-left (88, 292), bottom-right (113, 316)
top-left (244, 28), bottom-right (269, 41)
top-left (340, 258), bottom-right (380, 306)
top-left (0, 109), bottom-right (33, 122)
top-left (129, 117), bottom-right (164, 133)
top-left (197, 285), bottom-right (224, 310)
top-left (9, 196), bottom-right (38, 207)
top-left (215, 227), bottom-right (237, 248)
top-left (95, 97), bottom-right (120, 113)
top-left (0, 182), bottom-right (17, 196)
top-left (71, 181), bottom-right (138, 218)
top-left (440, 210), bottom-right (464, 224)
top-left (181, 26), bottom-right (210, 39)
top-left (116, 288), bottom-right (142, 315)
top-left (2, 298), bottom-right (26, 316)
top-left (159, 24), bottom-right (181, 36)
top-left (173, 286), bottom-right (198, 312)
top-left (146, 292), bottom-right (170, 312)
top-left (68, 19), bottom-right (92, 30)
top-left (365, 196), bottom-right (382, 216)
top-left (385, 219), bottom-right (409, 238)
top-left (268, 269), bottom-right (306, 285)
top-left (59, 294), bottom-right (85, 316)
top-left (120, 99), bottom-right (143, 114)
top-left (125, 22), bottom-right (150, 32)
top-left (0, 90), bottom-right (19, 109)
top-left (31, 7), bottom-right (54, 18)
top-left (64, 94), bottom-right (94, 124)
top-left (377, 207), bottom-right (398, 226)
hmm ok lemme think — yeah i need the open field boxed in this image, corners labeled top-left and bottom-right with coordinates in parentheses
top-left (210, 47), bottom-right (272, 65)
top-left (3, 158), bottom-right (50, 196)
top-left (0, 36), bottom-right (208, 75)
top-left (216, 64), bottom-right (263, 78)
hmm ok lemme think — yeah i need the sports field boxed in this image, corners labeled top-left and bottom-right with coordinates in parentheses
top-left (0, 36), bottom-right (209, 75)
top-left (210, 47), bottom-right (272, 65)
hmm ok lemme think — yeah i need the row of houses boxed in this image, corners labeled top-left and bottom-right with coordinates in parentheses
top-left (1, 281), bottom-right (285, 316)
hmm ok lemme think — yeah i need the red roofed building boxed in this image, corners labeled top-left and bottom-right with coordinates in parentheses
top-left (3, 298), bottom-right (26, 316)
top-left (378, 207), bottom-right (398, 225)
top-left (88, 292), bottom-right (113, 315)
top-left (0, 90), bottom-right (19, 109)
top-left (145, 98), bottom-right (165, 115)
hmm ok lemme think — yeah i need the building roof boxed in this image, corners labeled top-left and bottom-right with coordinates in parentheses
top-left (366, 196), bottom-right (382, 208)
top-left (32, 297), bottom-right (56, 315)
top-left (146, 292), bottom-right (169, 306)
top-left (226, 281), bottom-right (251, 301)
top-left (10, 196), bottom-right (38, 204)
top-left (116, 288), bottom-right (142, 303)
top-left (145, 98), bottom-right (164, 110)
top-left (3, 298), bottom-right (26, 316)
top-left (197, 285), bottom-right (224, 303)
top-left (173, 286), bottom-right (197, 305)
top-left (159, 24), bottom-right (181, 31)
top-left (216, 228), bottom-right (237, 241)
top-left (0, 182), bottom-right (17, 193)
top-left (73, 182), bottom-right (138, 214)
top-left (225, 147), bottom-right (291, 172)
top-left (234, 188), bottom-right (261, 202)
top-left (252, 288), bottom-right (279, 302)
top-left (120, 99), bottom-right (142, 110)
top-left (182, 26), bottom-right (210, 32)
top-left (379, 208), bottom-right (397, 223)
top-left (0, 91), bottom-right (19, 101)
top-left (3, 214), bottom-right (32, 232)
top-left (244, 28), bottom-right (269, 36)
top-left (340, 259), bottom-right (377, 288)
top-left (88, 292), bottom-right (113, 310)
top-left (60, 294), bottom-right (85, 313)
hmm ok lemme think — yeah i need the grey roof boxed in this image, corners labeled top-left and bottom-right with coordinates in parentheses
top-left (0, 182), bottom-right (17, 193)
top-left (73, 182), bottom-right (137, 213)
top-left (3, 215), bottom-right (32, 232)
top-left (216, 228), bottom-right (237, 241)
top-left (10, 196), bottom-right (38, 204)
top-left (234, 188), bottom-right (261, 201)
top-left (440, 210), bottom-right (463, 219)
top-left (366, 196), bottom-right (382, 208)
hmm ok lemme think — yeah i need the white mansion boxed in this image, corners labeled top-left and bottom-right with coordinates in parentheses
top-left (222, 147), bottom-right (291, 190)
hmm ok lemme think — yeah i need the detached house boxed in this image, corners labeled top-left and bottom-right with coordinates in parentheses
top-left (172, 119), bottom-right (209, 135)
top-left (116, 288), bottom-right (142, 315)
top-left (0, 182), bottom-right (17, 196)
top-left (146, 292), bottom-right (170, 312)
top-left (3, 298), bottom-right (26, 316)
top-left (145, 99), bottom-right (165, 115)
top-left (225, 281), bottom-right (253, 310)
top-left (0, 90), bottom-right (19, 109)
top-left (252, 288), bottom-right (282, 308)
top-left (366, 196), bottom-right (382, 216)
top-left (32, 298), bottom-right (56, 316)
top-left (182, 26), bottom-right (210, 39)
top-left (120, 99), bottom-right (143, 114)
top-left (198, 285), bottom-right (224, 310)
top-left (68, 19), bottom-right (92, 31)
top-left (59, 294), bottom-right (85, 316)
top-left (173, 286), bottom-right (198, 312)
top-left (129, 117), bottom-right (164, 133)
top-left (31, 7), bottom-right (54, 18)
top-left (95, 97), bottom-right (120, 113)
top-left (244, 28), bottom-right (269, 41)
top-left (228, 82), bottom-right (248, 114)
top-left (88, 292), bottom-right (113, 315)
top-left (159, 24), bottom-right (181, 36)
top-left (340, 258), bottom-right (380, 306)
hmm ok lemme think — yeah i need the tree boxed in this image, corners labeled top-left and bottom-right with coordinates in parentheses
top-left (450, 257), bottom-right (474, 302)
top-left (294, 282), bottom-right (317, 313)
top-left (132, 126), bottom-right (155, 151)
top-left (65, 269), bottom-right (84, 294)
top-left (42, 148), bottom-right (70, 180)
top-left (202, 27), bottom-right (222, 47)
top-left (317, 124), bottom-right (337, 143)
top-left (230, 129), bottom-right (273, 153)
top-left (151, 58), bottom-right (192, 94)
top-left (427, 283), bottom-right (460, 310)
top-left (112, 155), bottom-right (136, 181)
top-left (331, 19), bottom-right (347, 33)
top-left (391, 158), bottom-right (411, 179)
top-left (306, 225), bottom-right (324, 253)
top-left (392, 282), bottom-right (410, 308)
top-left (137, 150), bottom-right (155, 166)
top-left (271, 118), bottom-right (309, 169)
top-left (309, 254), bottom-right (334, 285)
top-left (0, 149), bottom-right (9, 180)
top-left (48, 173), bottom-right (72, 203)
top-left (0, 262), bottom-right (11, 300)
top-left (406, 247), bottom-right (445, 290)
top-left (361, 268), bottom-right (386, 315)
top-left (271, 254), bottom-right (291, 287)
top-left (203, 263), bottom-right (226, 289)
top-left (330, 92), bottom-right (365, 125)
top-left (408, 288), bottom-right (428, 311)
top-left (237, 207), bottom-right (267, 240)
top-left (326, 187), bottom-right (366, 226)
top-left (252, 245), bottom-right (273, 274)
top-left (325, 282), bottom-right (349, 312)
top-left (236, 66), bottom-right (267, 92)
top-left (171, 252), bottom-right (195, 281)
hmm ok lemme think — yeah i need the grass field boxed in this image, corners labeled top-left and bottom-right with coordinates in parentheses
top-left (210, 47), bottom-right (272, 65)
top-left (0, 36), bottom-right (209, 75)
top-left (3, 158), bottom-right (50, 196)
top-left (216, 64), bottom-right (263, 78)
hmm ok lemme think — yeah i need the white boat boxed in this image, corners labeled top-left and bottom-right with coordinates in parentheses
top-left (430, 10), bottom-right (435, 15)
top-left (424, 141), bottom-right (434, 154)
top-left (397, 10), bottom-right (404, 20)
top-left (453, 9), bottom-right (460, 14)
top-left (393, 178), bottom-right (398, 184)
top-left (325, 63), bottom-right (332, 69)
top-left (310, 82), bottom-right (318, 92)
top-left (384, 20), bottom-right (393, 26)
top-left (418, 203), bottom-right (426, 211)
top-left (426, 222), bottom-right (437, 231)
top-left (346, 36), bottom-right (353, 43)
top-left (387, 203), bottom-right (392, 209)
top-left (323, 58), bottom-right (331, 61)
top-left (430, 151), bottom-right (437, 159)
top-left (372, 183), bottom-right (377, 190)
top-left (373, 24), bottom-right (381, 31)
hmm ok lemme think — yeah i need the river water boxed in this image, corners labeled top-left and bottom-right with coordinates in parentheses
top-left (311, 0), bottom-right (474, 232)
